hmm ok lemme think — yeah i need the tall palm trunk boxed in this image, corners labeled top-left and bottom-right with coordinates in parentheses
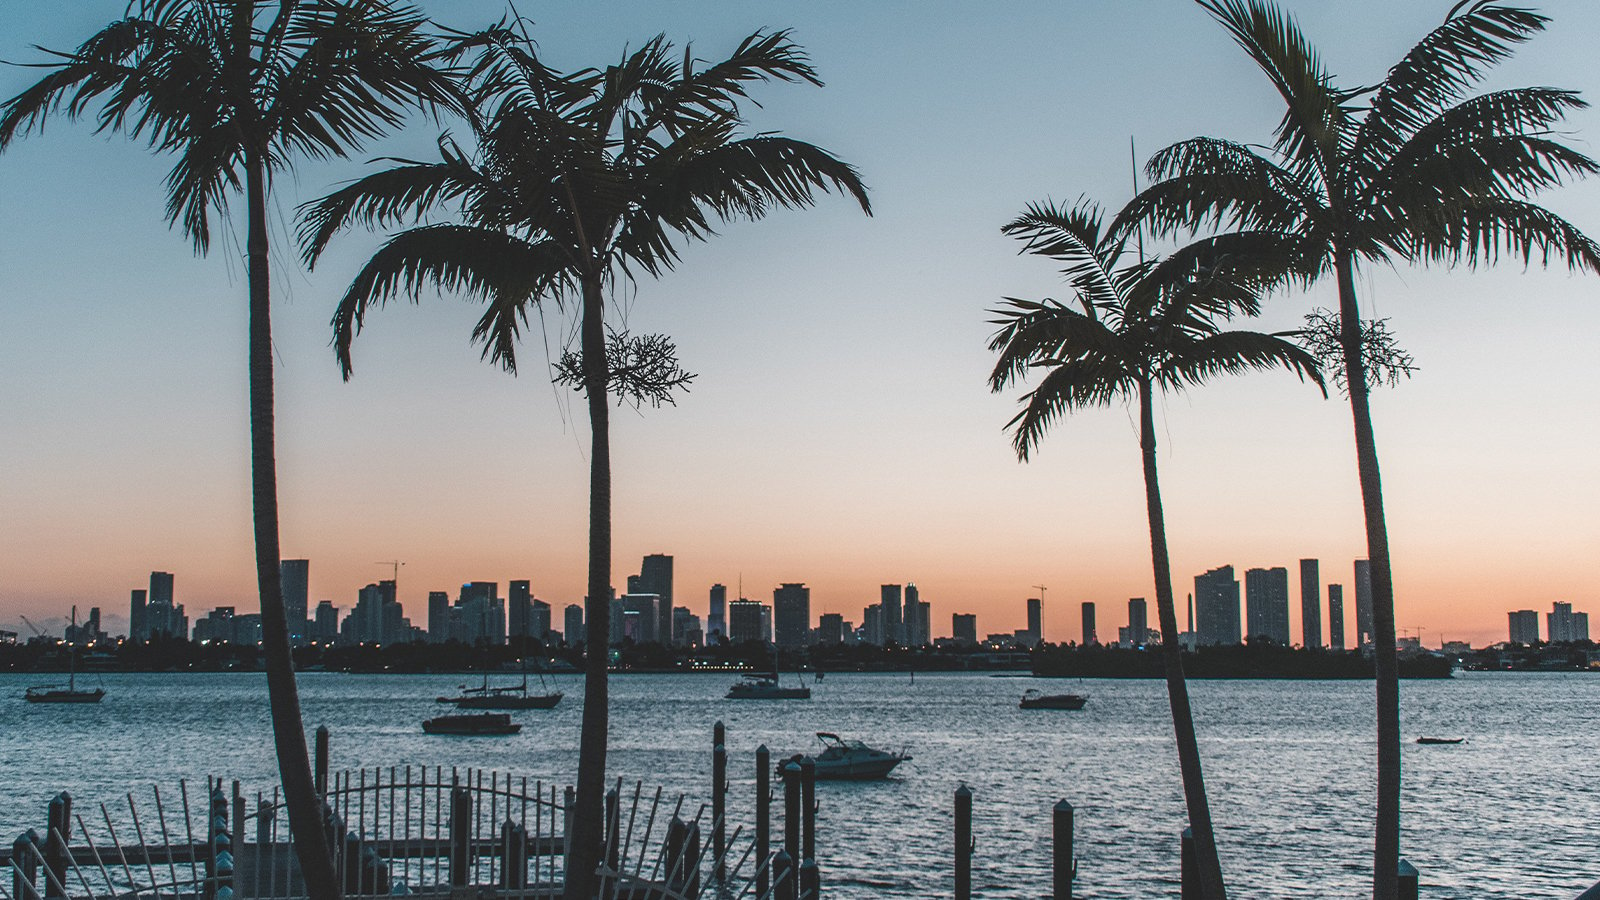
top-left (1335, 253), bottom-right (1400, 900)
top-left (1138, 378), bottom-right (1227, 900)
top-left (245, 151), bottom-right (340, 900)
top-left (565, 274), bottom-right (612, 900)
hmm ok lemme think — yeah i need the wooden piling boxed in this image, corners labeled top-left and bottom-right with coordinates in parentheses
top-left (664, 816), bottom-right (701, 899)
top-left (12, 830), bottom-right (39, 900)
top-left (782, 761), bottom-right (802, 900)
top-left (756, 744), bottom-right (771, 898)
top-left (799, 858), bottom-right (819, 900)
top-left (314, 727), bottom-right (329, 799)
top-left (448, 786), bottom-right (471, 887)
top-left (772, 849), bottom-right (794, 900)
top-left (604, 787), bottom-right (620, 874)
top-left (44, 793), bottom-right (70, 900)
top-left (955, 786), bottom-right (973, 900)
top-left (1397, 859), bottom-right (1419, 900)
top-left (713, 719), bottom-right (727, 885)
top-left (800, 757), bottom-right (816, 862)
top-left (500, 820), bottom-right (527, 889)
top-left (1053, 799), bottom-right (1074, 900)
top-left (1181, 826), bottom-right (1199, 900)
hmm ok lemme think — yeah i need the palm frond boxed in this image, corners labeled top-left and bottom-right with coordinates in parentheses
top-left (987, 297), bottom-right (1125, 391)
top-left (1005, 356), bottom-right (1136, 461)
top-left (331, 225), bottom-right (573, 377)
top-left (1414, 195), bottom-right (1600, 274)
top-left (299, 149), bottom-right (485, 266)
top-left (1002, 200), bottom-right (1126, 316)
top-left (1132, 137), bottom-right (1315, 236)
top-left (1158, 328), bottom-right (1325, 396)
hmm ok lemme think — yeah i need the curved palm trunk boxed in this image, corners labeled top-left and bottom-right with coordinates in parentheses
top-left (245, 153), bottom-right (340, 900)
top-left (1138, 380), bottom-right (1228, 900)
top-left (564, 275), bottom-right (612, 900)
top-left (1335, 254), bottom-right (1400, 900)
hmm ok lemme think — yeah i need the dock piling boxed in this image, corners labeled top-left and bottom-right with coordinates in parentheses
top-left (955, 786), bottom-right (973, 900)
top-left (12, 830), bottom-right (39, 900)
top-left (1053, 799), bottom-right (1074, 900)
top-left (713, 720), bottom-right (726, 886)
top-left (782, 761), bottom-right (801, 900)
top-left (448, 787), bottom-right (471, 887)
top-left (756, 744), bottom-right (771, 898)
top-left (500, 820), bottom-right (527, 889)
top-left (314, 727), bottom-right (329, 799)
top-left (43, 793), bottom-right (70, 900)
top-left (1397, 859), bottom-right (1419, 900)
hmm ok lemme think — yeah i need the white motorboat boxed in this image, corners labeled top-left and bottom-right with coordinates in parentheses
top-left (783, 732), bottom-right (910, 780)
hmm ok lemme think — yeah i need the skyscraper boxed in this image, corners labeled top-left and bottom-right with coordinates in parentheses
top-left (1298, 559), bottom-right (1321, 648)
top-left (280, 559), bottom-right (309, 646)
top-left (1354, 559), bottom-right (1374, 647)
top-left (728, 599), bottom-right (764, 643)
top-left (313, 601), bottom-right (339, 643)
top-left (564, 603), bottom-right (584, 645)
top-left (1328, 585), bottom-right (1346, 651)
top-left (773, 583), bottom-right (811, 648)
top-left (1081, 601), bottom-right (1096, 646)
top-left (904, 583), bottom-right (930, 647)
top-left (428, 592), bottom-right (450, 643)
top-left (508, 580), bottom-right (532, 642)
top-left (1026, 597), bottom-right (1042, 645)
top-left (952, 613), bottom-right (977, 645)
top-left (1195, 566), bottom-right (1241, 646)
top-left (707, 584), bottom-right (727, 640)
top-left (144, 571), bottom-right (185, 639)
top-left (861, 604), bottom-right (884, 646)
top-left (1244, 567), bottom-right (1291, 645)
top-left (530, 599), bottom-right (551, 640)
top-left (818, 613), bottom-right (845, 645)
top-left (638, 554), bottom-right (674, 646)
top-left (1508, 609), bottom-right (1539, 644)
top-left (129, 589), bottom-right (148, 641)
top-left (1547, 602), bottom-right (1589, 643)
top-left (1126, 598), bottom-right (1148, 646)
top-left (880, 585), bottom-right (903, 645)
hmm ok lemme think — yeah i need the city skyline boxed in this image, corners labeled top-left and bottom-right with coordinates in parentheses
top-left (2, 1), bottom-right (1598, 648)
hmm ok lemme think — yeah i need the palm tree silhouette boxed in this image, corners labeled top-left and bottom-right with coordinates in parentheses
top-left (1126, 2), bottom-right (1600, 894)
top-left (0, 3), bottom-right (458, 897)
top-left (989, 198), bottom-right (1324, 900)
top-left (299, 27), bottom-right (869, 898)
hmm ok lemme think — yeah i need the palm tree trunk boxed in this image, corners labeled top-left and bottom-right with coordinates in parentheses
top-left (564, 274), bottom-right (612, 900)
top-left (1139, 379), bottom-right (1227, 900)
top-left (245, 151), bottom-right (340, 900)
top-left (1335, 252), bottom-right (1400, 900)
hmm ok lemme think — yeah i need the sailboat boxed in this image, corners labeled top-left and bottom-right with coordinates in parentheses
top-left (726, 646), bottom-right (810, 699)
top-left (25, 606), bottom-right (106, 704)
top-left (437, 656), bottom-right (562, 709)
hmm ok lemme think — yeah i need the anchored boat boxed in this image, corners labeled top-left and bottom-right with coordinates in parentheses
top-left (421, 713), bottom-right (521, 736)
top-left (1019, 688), bottom-right (1087, 710)
top-left (784, 732), bottom-right (910, 780)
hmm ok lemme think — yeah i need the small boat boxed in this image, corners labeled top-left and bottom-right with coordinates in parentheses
top-left (727, 676), bottom-right (810, 700)
top-left (422, 713), bottom-right (521, 736)
top-left (1020, 688), bottom-right (1087, 710)
top-left (1416, 736), bottom-right (1464, 745)
top-left (25, 607), bottom-right (106, 704)
top-left (437, 658), bottom-right (562, 709)
top-left (782, 733), bottom-right (910, 780)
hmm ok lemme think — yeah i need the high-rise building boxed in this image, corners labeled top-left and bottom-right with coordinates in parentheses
top-left (129, 589), bottom-right (148, 642)
top-left (508, 580), bottom-right (532, 641)
top-left (564, 604), bottom-right (584, 645)
top-left (1354, 559), bottom-right (1374, 647)
top-left (1195, 566), bottom-right (1241, 646)
top-left (1245, 567), bottom-right (1291, 645)
top-left (1508, 609), bottom-right (1540, 644)
top-left (1126, 598), bottom-right (1148, 646)
top-left (728, 599), bottom-right (764, 643)
top-left (1547, 602), bottom-right (1589, 643)
top-left (708, 584), bottom-right (727, 641)
top-left (619, 594), bottom-right (660, 643)
top-left (952, 613), bottom-right (977, 645)
top-left (672, 607), bottom-right (702, 646)
top-left (342, 580), bottom-right (408, 645)
top-left (818, 613), bottom-right (845, 645)
top-left (862, 604), bottom-right (884, 646)
top-left (1328, 585), bottom-right (1346, 651)
top-left (280, 559), bottom-right (309, 646)
top-left (530, 599), bottom-right (552, 640)
top-left (1298, 559), bottom-right (1321, 648)
top-left (313, 601), bottom-right (339, 643)
top-left (904, 584), bottom-right (930, 647)
top-left (1026, 597), bottom-right (1042, 645)
top-left (773, 583), bottom-right (811, 648)
top-left (881, 585), bottom-right (903, 645)
top-left (428, 591), bottom-right (450, 642)
top-left (638, 555), bottom-right (674, 646)
top-left (1080, 601), bottom-right (1096, 646)
top-left (144, 571), bottom-right (186, 639)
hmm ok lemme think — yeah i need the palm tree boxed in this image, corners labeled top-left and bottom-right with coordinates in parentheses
top-left (298, 28), bottom-right (869, 898)
top-left (0, 4), bottom-right (458, 897)
top-left (989, 198), bottom-right (1324, 900)
top-left (1124, 3), bottom-right (1600, 895)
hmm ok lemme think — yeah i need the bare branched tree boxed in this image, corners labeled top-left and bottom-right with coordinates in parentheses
top-left (555, 330), bottom-right (698, 408)
top-left (1299, 308), bottom-right (1417, 395)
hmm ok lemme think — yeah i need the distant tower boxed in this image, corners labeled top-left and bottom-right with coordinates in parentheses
top-left (428, 591), bottom-right (450, 643)
top-left (1328, 585), bottom-right (1346, 650)
top-left (708, 584), bottom-right (727, 640)
top-left (1080, 601), bottom-right (1097, 646)
top-left (564, 603), bottom-right (584, 645)
top-left (1026, 597), bottom-right (1042, 645)
top-left (880, 585), bottom-right (904, 645)
top-left (639, 555), bottom-right (674, 646)
top-left (773, 583), bottom-right (811, 648)
top-left (1244, 567), bottom-right (1291, 644)
top-left (1126, 598), bottom-right (1148, 645)
top-left (952, 613), bottom-right (977, 645)
top-left (130, 589), bottom-right (148, 642)
top-left (1194, 566), bottom-right (1241, 646)
top-left (508, 580), bottom-right (533, 643)
top-left (1354, 559), bottom-right (1374, 646)
top-left (1508, 609), bottom-right (1539, 645)
top-left (280, 559), bottom-right (310, 646)
top-left (1298, 559), bottom-right (1321, 648)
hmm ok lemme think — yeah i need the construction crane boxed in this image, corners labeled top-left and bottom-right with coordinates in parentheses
top-left (376, 560), bottom-right (405, 585)
top-left (19, 615), bottom-right (46, 637)
top-left (1032, 584), bottom-right (1047, 604)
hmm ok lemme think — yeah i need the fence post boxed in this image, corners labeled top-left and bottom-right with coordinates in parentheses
top-left (713, 720), bottom-right (727, 886)
top-left (1053, 799), bottom-right (1074, 900)
top-left (756, 745), bottom-right (771, 898)
top-left (43, 792), bottom-right (70, 900)
top-left (782, 761), bottom-right (801, 900)
top-left (501, 820), bottom-right (527, 890)
top-left (314, 727), bottom-right (329, 799)
top-left (563, 785), bottom-right (576, 876)
top-left (604, 787), bottom-right (621, 875)
top-left (1181, 826), bottom-right (1198, 900)
top-left (1397, 859), bottom-right (1419, 900)
top-left (664, 816), bottom-right (702, 899)
top-left (12, 830), bottom-right (40, 900)
top-left (208, 787), bottom-right (234, 900)
top-left (448, 787), bottom-right (471, 887)
top-left (955, 786), bottom-right (973, 900)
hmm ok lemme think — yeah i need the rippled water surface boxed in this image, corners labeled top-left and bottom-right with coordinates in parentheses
top-left (1, 671), bottom-right (1596, 898)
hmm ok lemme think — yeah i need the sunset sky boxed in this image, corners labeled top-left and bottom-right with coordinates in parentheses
top-left (2, 1), bottom-right (1597, 648)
